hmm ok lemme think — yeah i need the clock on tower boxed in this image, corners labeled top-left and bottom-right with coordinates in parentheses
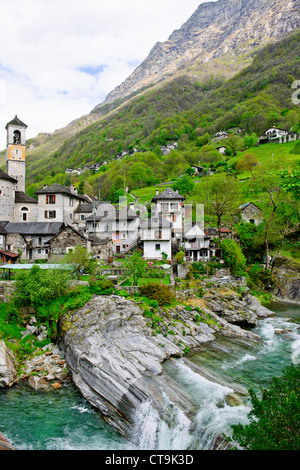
top-left (5, 115), bottom-right (27, 193)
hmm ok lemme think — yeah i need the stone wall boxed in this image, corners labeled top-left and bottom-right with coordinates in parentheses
top-left (0, 281), bottom-right (15, 302)
top-left (50, 227), bottom-right (87, 255)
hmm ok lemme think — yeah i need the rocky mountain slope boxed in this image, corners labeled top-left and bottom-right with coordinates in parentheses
top-left (100, 0), bottom-right (300, 107)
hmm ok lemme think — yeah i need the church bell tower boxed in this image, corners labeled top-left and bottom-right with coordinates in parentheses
top-left (6, 115), bottom-right (27, 193)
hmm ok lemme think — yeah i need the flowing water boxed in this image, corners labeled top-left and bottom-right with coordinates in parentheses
top-left (0, 302), bottom-right (299, 450)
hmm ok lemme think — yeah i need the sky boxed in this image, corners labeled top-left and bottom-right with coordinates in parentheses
top-left (0, 0), bottom-right (212, 150)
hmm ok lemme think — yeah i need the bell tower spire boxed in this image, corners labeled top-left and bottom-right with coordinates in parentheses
top-left (6, 115), bottom-right (27, 193)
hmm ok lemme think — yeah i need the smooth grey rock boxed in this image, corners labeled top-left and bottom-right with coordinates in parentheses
top-left (0, 340), bottom-right (18, 388)
top-left (59, 293), bottom-right (262, 436)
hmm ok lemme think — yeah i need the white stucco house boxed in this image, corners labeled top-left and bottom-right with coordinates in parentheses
top-left (35, 184), bottom-right (87, 225)
top-left (183, 224), bottom-right (212, 262)
top-left (151, 187), bottom-right (185, 242)
top-left (140, 214), bottom-right (172, 260)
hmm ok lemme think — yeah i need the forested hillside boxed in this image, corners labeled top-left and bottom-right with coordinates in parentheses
top-left (22, 31), bottom-right (300, 201)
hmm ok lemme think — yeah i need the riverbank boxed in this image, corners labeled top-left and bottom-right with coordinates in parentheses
top-left (0, 300), bottom-right (299, 450)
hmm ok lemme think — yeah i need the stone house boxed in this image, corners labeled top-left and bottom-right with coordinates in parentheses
top-left (239, 202), bottom-right (263, 226)
top-left (3, 222), bottom-right (65, 261)
top-left (47, 224), bottom-right (89, 257)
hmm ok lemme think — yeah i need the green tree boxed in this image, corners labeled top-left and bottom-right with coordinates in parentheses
top-left (63, 245), bottom-right (95, 278)
top-left (124, 251), bottom-right (148, 286)
top-left (13, 265), bottom-right (70, 309)
top-left (229, 365), bottom-right (300, 450)
top-left (172, 174), bottom-right (195, 196)
top-left (220, 239), bottom-right (246, 274)
top-left (236, 153), bottom-right (259, 177)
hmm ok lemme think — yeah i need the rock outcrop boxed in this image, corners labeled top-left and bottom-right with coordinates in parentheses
top-left (58, 292), bottom-right (264, 436)
top-left (272, 256), bottom-right (300, 304)
top-left (100, 0), bottom-right (300, 106)
top-left (0, 432), bottom-right (16, 451)
top-left (0, 340), bottom-right (17, 388)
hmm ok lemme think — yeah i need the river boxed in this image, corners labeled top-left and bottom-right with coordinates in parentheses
top-left (0, 301), bottom-right (299, 450)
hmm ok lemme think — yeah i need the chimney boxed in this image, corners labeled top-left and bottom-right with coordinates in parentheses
top-left (156, 190), bottom-right (159, 196)
top-left (43, 184), bottom-right (48, 189)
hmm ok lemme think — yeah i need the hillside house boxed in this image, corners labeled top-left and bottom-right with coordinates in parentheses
top-left (151, 187), bottom-right (185, 242)
top-left (264, 127), bottom-right (288, 141)
top-left (183, 224), bottom-right (214, 262)
top-left (140, 215), bottom-right (172, 260)
top-left (35, 184), bottom-right (87, 225)
top-left (239, 202), bottom-right (263, 226)
top-left (191, 165), bottom-right (206, 176)
top-left (85, 203), bottom-right (140, 255)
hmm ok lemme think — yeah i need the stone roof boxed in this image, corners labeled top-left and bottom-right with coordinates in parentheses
top-left (0, 169), bottom-right (17, 183)
top-left (0, 222), bottom-right (8, 234)
top-left (86, 206), bottom-right (138, 222)
top-left (5, 115), bottom-right (28, 129)
top-left (74, 203), bottom-right (93, 214)
top-left (151, 187), bottom-right (185, 202)
top-left (35, 184), bottom-right (86, 201)
top-left (140, 214), bottom-right (172, 229)
top-left (15, 191), bottom-right (38, 204)
top-left (4, 222), bottom-right (65, 236)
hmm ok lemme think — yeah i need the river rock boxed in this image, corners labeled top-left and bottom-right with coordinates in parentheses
top-left (225, 393), bottom-right (245, 407)
top-left (0, 340), bottom-right (18, 388)
top-left (58, 294), bottom-right (262, 436)
top-left (0, 432), bottom-right (16, 450)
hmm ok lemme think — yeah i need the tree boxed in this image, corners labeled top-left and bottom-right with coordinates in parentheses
top-left (220, 239), bottom-right (246, 274)
top-left (229, 365), bottom-right (300, 450)
top-left (13, 265), bottom-right (70, 309)
top-left (172, 174), bottom-right (195, 196)
top-left (124, 251), bottom-right (148, 286)
top-left (278, 166), bottom-right (300, 201)
top-left (236, 153), bottom-right (259, 177)
top-left (63, 245), bottom-right (95, 278)
top-left (197, 174), bottom-right (241, 239)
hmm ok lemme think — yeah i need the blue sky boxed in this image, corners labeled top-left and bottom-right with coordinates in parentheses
top-left (0, 0), bottom-right (211, 149)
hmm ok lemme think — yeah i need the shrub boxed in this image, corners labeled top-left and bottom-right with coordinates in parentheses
top-left (88, 276), bottom-right (114, 295)
top-left (140, 283), bottom-right (175, 306)
top-left (229, 365), bottom-right (300, 450)
top-left (13, 266), bottom-right (71, 309)
top-left (220, 239), bottom-right (246, 274)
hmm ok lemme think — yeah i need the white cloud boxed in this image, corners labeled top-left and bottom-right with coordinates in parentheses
top-left (0, 0), bottom-right (210, 149)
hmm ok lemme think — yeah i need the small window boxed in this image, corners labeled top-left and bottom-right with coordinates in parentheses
top-left (13, 130), bottom-right (21, 144)
top-left (45, 210), bottom-right (56, 219)
top-left (46, 195), bottom-right (56, 204)
top-left (69, 198), bottom-right (73, 207)
top-left (22, 213), bottom-right (27, 221)
top-left (80, 215), bottom-right (85, 221)
top-left (155, 244), bottom-right (161, 251)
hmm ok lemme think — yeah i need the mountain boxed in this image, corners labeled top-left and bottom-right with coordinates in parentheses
top-left (98, 0), bottom-right (300, 108)
top-left (22, 28), bottom-right (300, 199)
top-left (3, 0), bottom-right (299, 187)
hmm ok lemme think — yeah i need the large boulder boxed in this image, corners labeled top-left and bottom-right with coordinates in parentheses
top-left (0, 340), bottom-right (18, 388)
top-left (58, 294), bottom-right (261, 436)
top-left (272, 256), bottom-right (300, 303)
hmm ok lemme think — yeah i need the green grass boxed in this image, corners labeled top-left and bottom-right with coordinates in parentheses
top-left (228, 140), bottom-right (300, 179)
